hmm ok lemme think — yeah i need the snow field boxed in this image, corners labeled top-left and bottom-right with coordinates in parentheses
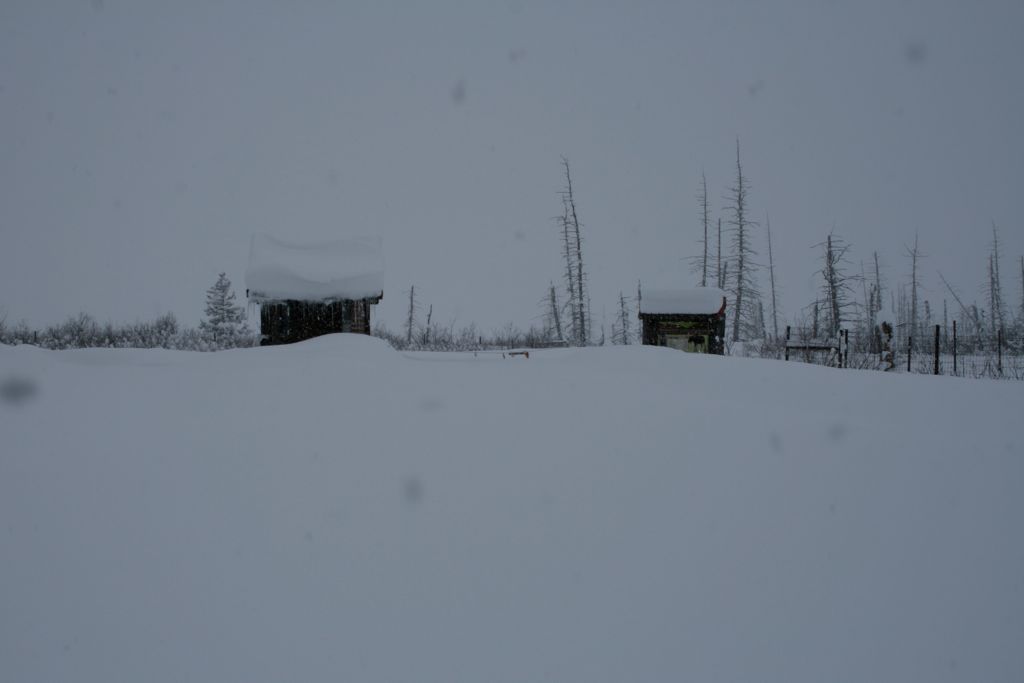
top-left (1, 336), bottom-right (1022, 682)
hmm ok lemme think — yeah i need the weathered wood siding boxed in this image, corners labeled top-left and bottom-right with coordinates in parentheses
top-left (639, 313), bottom-right (726, 354)
top-left (259, 299), bottom-right (375, 346)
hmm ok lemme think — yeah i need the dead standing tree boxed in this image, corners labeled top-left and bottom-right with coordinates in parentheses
top-left (904, 232), bottom-right (924, 342)
top-left (815, 231), bottom-right (856, 338)
top-left (766, 214), bottom-right (780, 339)
top-left (612, 291), bottom-right (632, 345)
top-left (1019, 255), bottom-right (1024, 328)
top-left (559, 157), bottom-right (590, 346)
top-left (939, 271), bottom-right (981, 333)
top-left (547, 282), bottom-right (563, 342)
top-left (988, 222), bottom-right (1007, 337)
top-left (405, 285), bottom-right (418, 346)
top-left (691, 171), bottom-right (711, 287)
top-left (558, 196), bottom-right (579, 343)
top-left (725, 139), bottom-right (761, 342)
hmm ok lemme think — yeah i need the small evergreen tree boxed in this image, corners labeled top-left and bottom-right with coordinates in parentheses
top-left (200, 273), bottom-right (245, 346)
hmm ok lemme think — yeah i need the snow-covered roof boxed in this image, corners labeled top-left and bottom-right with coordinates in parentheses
top-left (639, 288), bottom-right (726, 315)
top-left (245, 234), bottom-right (384, 303)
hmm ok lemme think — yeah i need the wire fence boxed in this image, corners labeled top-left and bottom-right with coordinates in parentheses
top-left (756, 325), bottom-right (1024, 381)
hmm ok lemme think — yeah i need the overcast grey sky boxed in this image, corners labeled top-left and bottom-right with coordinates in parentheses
top-left (2, 0), bottom-right (1022, 333)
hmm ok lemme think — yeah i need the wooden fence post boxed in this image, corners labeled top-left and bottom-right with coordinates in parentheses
top-left (934, 324), bottom-right (940, 375)
top-left (907, 335), bottom-right (913, 373)
top-left (785, 326), bottom-right (790, 361)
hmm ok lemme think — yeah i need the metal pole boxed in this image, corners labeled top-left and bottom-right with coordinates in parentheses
top-left (785, 325), bottom-right (790, 361)
top-left (934, 324), bottom-right (940, 375)
top-left (907, 335), bottom-right (913, 373)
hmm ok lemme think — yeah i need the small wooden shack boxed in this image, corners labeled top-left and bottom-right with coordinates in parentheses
top-left (245, 234), bottom-right (384, 346)
top-left (638, 288), bottom-right (727, 354)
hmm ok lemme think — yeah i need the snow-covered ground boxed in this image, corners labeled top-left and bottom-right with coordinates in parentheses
top-left (2, 336), bottom-right (1022, 682)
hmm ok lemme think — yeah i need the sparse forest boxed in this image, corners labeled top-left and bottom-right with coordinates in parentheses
top-left (0, 273), bottom-right (256, 351)
top-left (3, 151), bottom-right (1022, 380)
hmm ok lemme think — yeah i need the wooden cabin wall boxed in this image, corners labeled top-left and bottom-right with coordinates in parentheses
top-left (259, 299), bottom-right (374, 345)
top-left (639, 313), bottom-right (726, 354)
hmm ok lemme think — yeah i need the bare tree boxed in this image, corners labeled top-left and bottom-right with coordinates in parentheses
top-left (872, 251), bottom-right (884, 319)
top-left (862, 252), bottom-right (884, 352)
top-left (546, 282), bottom-right (563, 341)
top-left (558, 157), bottom-right (590, 346)
top-left (405, 285), bottom-right (418, 346)
top-left (904, 232), bottom-right (924, 340)
top-left (943, 298), bottom-right (949, 345)
top-left (1019, 255), bottom-right (1024, 328)
top-left (716, 218), bottom-right (724, 289)
top-left (558, 195), bottom-right (579, 344)
top-left (565, 157), bottom-right (589, 345)
top-left (988, 222), bottom-right (1006, 335)
top-left (420, 303), bottom-right (433, 346)
top-left (613, 291), bottom-right (632, 345)
top-left (939, 271), bottom-right (981, 333)
top-left (693, 171), bottom-right (710, 286)
top-left (766, 214), bottom-right (779, 339)
top-left (725, 139), bottom-right (760, 341)
top-left (816, 231), bottom-right (856, 338)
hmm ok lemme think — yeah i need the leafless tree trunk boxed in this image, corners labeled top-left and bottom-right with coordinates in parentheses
top-left (614, 291), bottom-right (632, 345)
top-left (938, 271), bottom-right (981, 331)
top-left (989, 254), bottom-right (998, 338)
top-left (699, 172), bottom-right (709, 286)
top-left (904, 232), bottom-right (922, 340)
top-left (726, 139), bottom-right (759, 342)
top-left (560, 157), bottom-right (590, 346)
top-left (422, 303), bottom-right (433, 346)
top-left (989, 223), bottom-right (1006, 334)
top-left (1019, 255), bottom-right (1024, 325)
top-left (943, 298), bottom-right (949, 346)
top-left (827, 235), bottom-right (840, 336)
top-left (766, 214), bottom-right (779, 339)
top-left (716, 218), bottom-right (724, 289)
top-left (548, 282), bottom-right (563, 341)
top-left (405, 285), bottom-right (417, 346)
top-left (559, 193), bottom-right (578, 343)
top-left (873, 251), bottom-right (884, 319)
top-left (818, 232), bottom-right (853, 338)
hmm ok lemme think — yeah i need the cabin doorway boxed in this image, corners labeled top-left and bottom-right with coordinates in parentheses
top-left (662, 333), bottom-right (710, 353)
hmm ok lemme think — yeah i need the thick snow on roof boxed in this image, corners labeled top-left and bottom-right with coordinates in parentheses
top-left (639, 287), bottom-right (726, 315)
top-left (245, 234), bottom-right (384, 302)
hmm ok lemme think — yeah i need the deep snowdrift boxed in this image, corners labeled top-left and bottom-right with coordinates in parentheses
top-left (2, 338), bottom-right (1022, 682)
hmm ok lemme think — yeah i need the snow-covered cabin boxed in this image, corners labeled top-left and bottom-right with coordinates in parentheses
top-left (245, 235), bottom-right (384, 345)
top-left (638, 288), bottom-right (727, 354)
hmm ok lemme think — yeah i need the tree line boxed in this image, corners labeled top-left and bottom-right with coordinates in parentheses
top-left (0, 273), bottom-right (255, 351)
top-left (6, 150), bottom-right (1021, 358)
